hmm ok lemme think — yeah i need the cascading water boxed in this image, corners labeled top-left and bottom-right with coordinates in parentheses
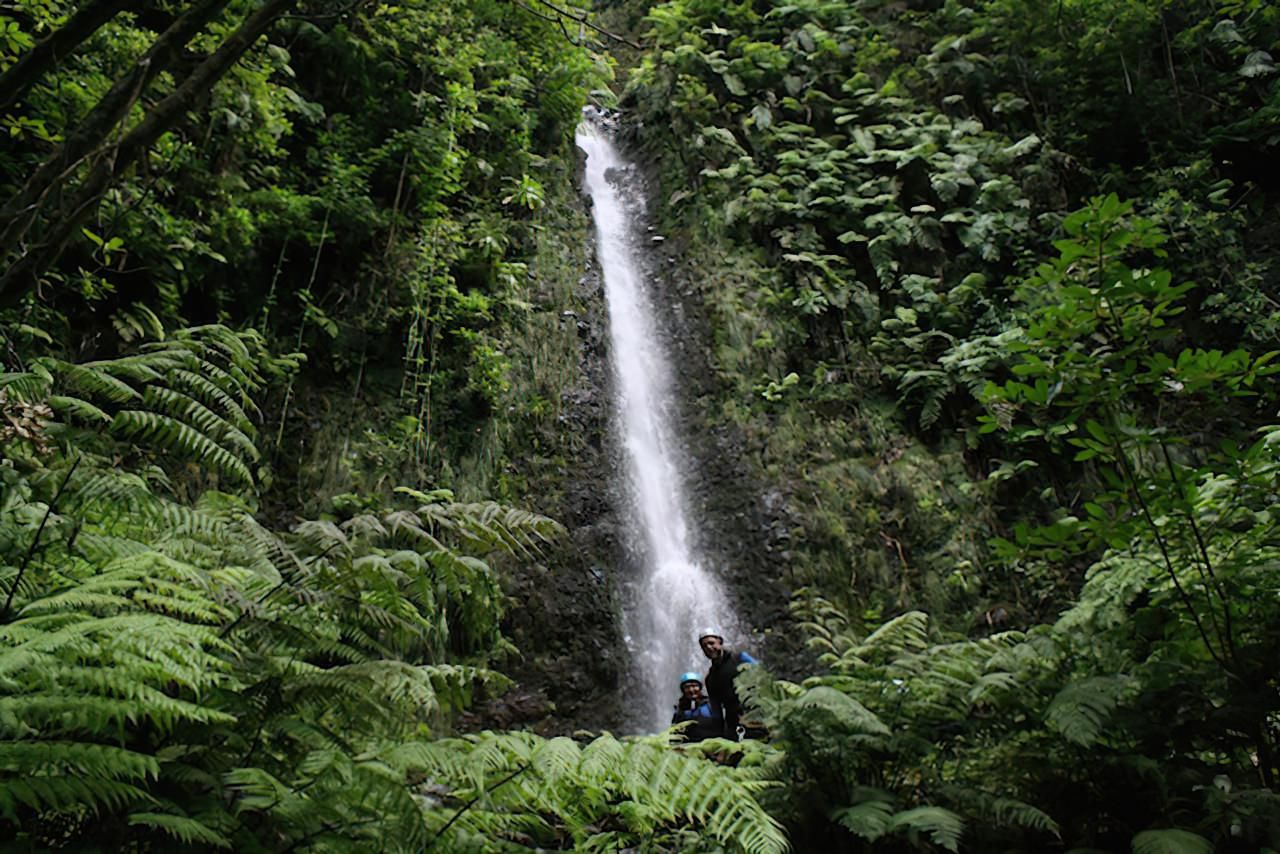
top-left (576, 112), bottom-right (740, 729)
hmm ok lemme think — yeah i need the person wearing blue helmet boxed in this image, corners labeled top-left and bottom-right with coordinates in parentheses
top-left (671, 671), bottom-right (722, 742)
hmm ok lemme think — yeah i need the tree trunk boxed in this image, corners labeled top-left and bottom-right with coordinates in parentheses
top-left (0, 0), bottom-right (142, 113)
top-left (0, 0), bottom-right (299, 305)
top-left (0, 0), bottom-right (234, 254)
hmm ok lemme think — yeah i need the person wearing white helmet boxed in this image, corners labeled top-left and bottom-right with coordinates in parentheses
top-left (697, 627), bottom-right (757, 739)
top-left (671, 671), bottom-right (721, 742)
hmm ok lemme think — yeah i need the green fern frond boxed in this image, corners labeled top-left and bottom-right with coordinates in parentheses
top-left (940, 785), bottom-right (1060, 837)
top-left (86, 355), bottom-right (165, 385)
top-left (56, 362), bottom-right (141, 404)
top-left (342, 513), bottom-right (390, 540)
top-left (110, 410), bottom-right (253, 485)
top-left (167, 368), bottom-right (258, 425)
top-left (70, 470), bottom-right (158, 520)
top-left (0, 687), bottom-right (233, 734)
top-left (1131, 828), bottom-right (1215, 854)
top-left (425, 664), bottom-right (508, 713)
top-left (0, 775), bottom-right (147, 819)
top-left (966, 670), bottom-right (1019, 705)
top-left (233, 517), bottom-right (300, 584)
top-left (0, 369), bottom-right (53, 401)
top-left (529, 736), bottom-right (583, 785)
top-left (889, 805), bottom-right (964, 852)
top-left (415, 500), bottom-right (563, 557)
top-left (224, 766), bottom-right (292, 813)
top-left (127, 810), bottom-right (232, 848)
top-left (111, 304), bottom-right (166, 344)
top-left (850, 610), bottom-right (929, 663)
top-left (286, 661), bottom-right (441, 723)
top-left (578, 730), bottom-right (627, 779)
top-left (983, 796), bottom-right (1059, 835)
top-left (156, 501), bottom-right (234, 543)
top-left (785, 685), bottom-right (891, 736)
top-left (0, 740), bottom-right (158, 780)
top-left (75, 532), bottom-right (153, 564)
top-left (143, 386), bottom-right (260, 462)
top-left (47, 394), bottom-right (112, 424)
top-left (293, 520), bottom-right (350, 554)
top-left (833, 799), bottom-right (893, 841)
top-left (383, 510), bottom-right (448, 551)
top-left (1046, 675), bottom-right (1133, 747)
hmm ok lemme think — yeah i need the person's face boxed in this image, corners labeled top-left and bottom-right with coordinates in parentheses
top-left (699, 635), bottom-right (723, 660)
top-left (681, 682), bottom-right (701, 699)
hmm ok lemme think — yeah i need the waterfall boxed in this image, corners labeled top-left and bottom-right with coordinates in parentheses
top-left (576, 113), bottom-right (740, 730)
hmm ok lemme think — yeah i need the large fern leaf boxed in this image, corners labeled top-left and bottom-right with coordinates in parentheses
top-left (1131, 828), bottom-right (1215, 854)
top-left (1046, 675), bottom-right (1133, 747)
top-left (889, 805), bottom-right (965, 852)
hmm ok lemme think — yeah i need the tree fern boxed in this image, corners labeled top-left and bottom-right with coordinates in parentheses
top-left (0, 327), bottom-right (801, 853)
top-left (398, 731), bottom-right (790, 853)
top-left (749, 602), bottom-right (1067, 851)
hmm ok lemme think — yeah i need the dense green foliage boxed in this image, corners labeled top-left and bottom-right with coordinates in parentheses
top-left (626, 0), bottom-right (1279, 613)
top-left (5, 0), bottom-right (1280, 850)
top-left (0, 0), bottom-right (796, 849)
top-left (0, 325), bottom-right (790, 850)
top-left (0, 0), bottom-right (608, 486)
top-left (0, 0), bottom-right (792, 850)
top-left (623, 0), bottom-right (1280, 849)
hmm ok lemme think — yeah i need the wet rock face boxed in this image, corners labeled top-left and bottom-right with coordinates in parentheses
top-left (664, 297), bottom-right (810, 678)
top-left (460, 174), bottom-right (628, 736)
top-left (469, 129), bottom-right (808, 736)
top-left (599, 142), bottom-right (810, 680)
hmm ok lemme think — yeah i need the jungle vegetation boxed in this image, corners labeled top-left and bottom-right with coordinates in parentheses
top-left (2, 0), bottom-right (1279, 851)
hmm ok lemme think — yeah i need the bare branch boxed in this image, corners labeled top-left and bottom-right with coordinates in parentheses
top-left (512, 0), bottom-right (641, 50)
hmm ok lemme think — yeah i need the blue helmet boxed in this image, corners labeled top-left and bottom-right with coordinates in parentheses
top-left (679, 671), bottom-right (702, 687)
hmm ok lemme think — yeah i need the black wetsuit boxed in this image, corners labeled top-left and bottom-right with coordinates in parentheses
top-left (704, 649), bottom-right (757, 738)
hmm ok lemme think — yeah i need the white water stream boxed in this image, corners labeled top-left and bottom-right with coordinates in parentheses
top-left (576, 114), bottom-right (740, 729)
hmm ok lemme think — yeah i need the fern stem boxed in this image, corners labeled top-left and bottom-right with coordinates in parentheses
top-left (281, 816), bottom-right (384, 853)
top-left (273, 208), bottom-right (330, 456)
top-left (426, 763), bottom-right (529, 849)
top-left (1157, 440), bottom-right (1239, 667)
top-left (1, 453), bottom-right (80, 622)
top-left (1107, 428), bottom-right (1231, 675)
top-left (1, 455), bottom-right (81, 621)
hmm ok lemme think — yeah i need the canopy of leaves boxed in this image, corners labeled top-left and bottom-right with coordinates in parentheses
top-left (622, 0), bottom-right (1280, 850)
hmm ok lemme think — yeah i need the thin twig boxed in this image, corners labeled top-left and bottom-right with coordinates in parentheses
top-left (281, 817), bottom-right (384, 853)
top-left (2, 455), bottom-right (82, 621)
top-left (1158, 440), bottom-right (1238, 663)
top-left (1110, 430), bottom-right (1230, 674)
top-left (513, 0), bottom-right (641, 49)
top-left (279, 0), bottom-right (375, 23)
top-left (426, 764), bottom-right (530, 849)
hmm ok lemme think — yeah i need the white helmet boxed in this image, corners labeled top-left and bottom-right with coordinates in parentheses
top-left (697, 627), bottom-right (723, 642)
